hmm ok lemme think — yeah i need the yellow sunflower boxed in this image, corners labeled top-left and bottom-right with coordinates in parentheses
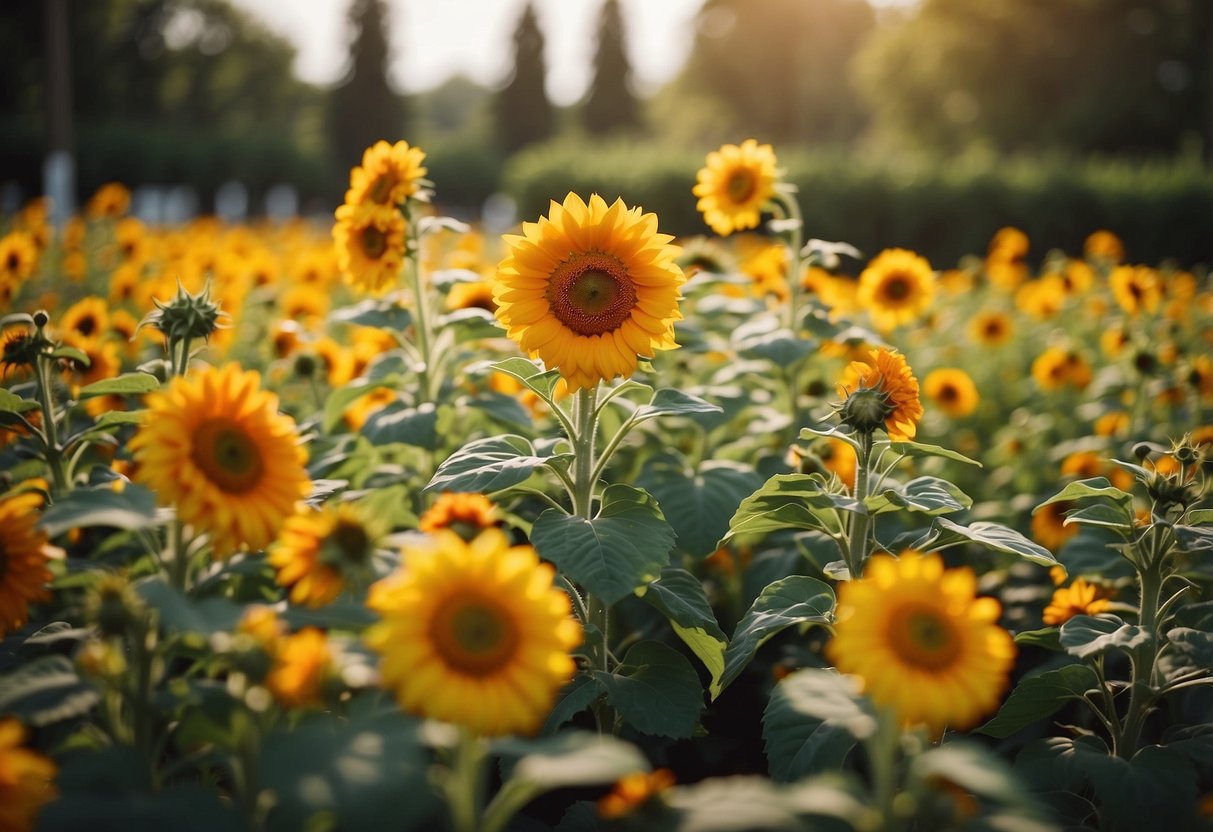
top-left (270, 502), bottom-right (380, 607)
top-left (967, 310), bottom-right (1013, 347)
top-left (266, 627), bottom-right (335, 709)
top-left (1031, 500), bottom-right (1079, 552)
top-left (1110, 265), bottom-right (1161, 316)
top-left (492, 192), bottom-right (685, 391)
top-left (130, 363), bottom-right (311, 557)
top-left (86, 182), bottom-right (131, 219)
top-left (693, 139), bottom-right (779, 236)
top-left (418, 492), bottom-right (500, 539)
top-left (1014, 274), bottom-right (1067, 320)
top-left (333, 201), bottom-right (407, 295)
top-left (987, 227), bottom-right (1029, 262)
top-left (0, 718), bottom-right (58, 832)
top-left (840, 348), bottom-right (924, 441)
top-left (1083, 229), bottom-right (1124, 263)
top-left (0, 233), bottom-right (38, 289)
top-left (345, 139), bottom-right (428, 207)
top-left (366, 528), bottom-right (582, 737)
top-left (856, 248), bottom-right (935, 331)
top-left (1042, 578), bottom-right (1111, 626)
top-left (598, 769), bottom-right (676, 819)
top-left (923, 368), bottom-right (979, 418)
top-left (827, 553), bottom-right (1016, 737)
top-left (0, 492), bottom-right (57, 637)
top-left (446, 280), bottom-right (497, 313)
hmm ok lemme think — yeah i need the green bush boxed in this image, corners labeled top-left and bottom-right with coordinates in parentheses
top-left (501, 139), bottom-right (1213, 268)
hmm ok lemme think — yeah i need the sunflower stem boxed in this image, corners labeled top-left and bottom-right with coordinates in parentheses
top-left (773, 190), bottom-right (805, 332)
top-left (405, 212), bottom-right (437, 403)
top-left (32, 341), bottom-right (69, 499)
top-left (447, 727), bottom-right (487, 832)
top-left (866, 706), bottom-right (903, 832)
top-left (844, 431), bottom-right (875, 579)
top-left (1119, 557), bottom-right (1165, 758)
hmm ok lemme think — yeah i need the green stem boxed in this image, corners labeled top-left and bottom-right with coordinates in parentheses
top-left (845, 431), bottom-right (875, 579)
top-left (447, 728), bottom-right (487, 832)
top-left (32, 348), bottom-right (69, 499)
top-left (1120, 560), bottom-right (1164, 758)
top-left (168, 517), bottom-right (189, 593)
top-left (130, 621), bottom-right (157, 790)
top-left (866, 706), bottom-right (902, 832)
top-left (406, 218), bottom-right (437, 403)
top-left (773, 190), bottom-right (805, 332)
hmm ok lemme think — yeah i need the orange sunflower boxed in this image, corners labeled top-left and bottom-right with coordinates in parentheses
top-left (493, 192), bottom-right (685, 390)
top-left (840, 348), bottom-right (924, 441)
top-left (693, 139), bottom-right (779, 236)
top-left (345, 139), bottom-right (428, 207)
top-left (0, 492), bottom-right (57, 637)
top-left (333, 201), bottom-right (407, 295)
top-left (856, 248), bottom-right (935, 331)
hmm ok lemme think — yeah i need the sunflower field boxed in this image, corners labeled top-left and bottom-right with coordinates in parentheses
top-left (1, 139), bottom-right (1211, 832)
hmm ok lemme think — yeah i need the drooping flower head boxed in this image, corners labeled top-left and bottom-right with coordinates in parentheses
top-left (827, 552), bottom-right (1016, 736)
top-left (493, 193), bottom-right (685, 391)
top-left (856, 248), bottom-right (935, 331)
top-left (693, 140), bottom-right (779, 236)
top-left (130, 363), bottom-right (311, 557)
top-left (270, 502), bottom-right (381, 608)
top-left (839, 348), bottom-right (924, 441)
top-left (366, 528), bottom-right (582, 737)
top-left (0, 492), bottom-right (57, 638)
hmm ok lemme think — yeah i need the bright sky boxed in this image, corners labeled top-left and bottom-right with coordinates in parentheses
top-left (227, 0), bottom-right (707, 106)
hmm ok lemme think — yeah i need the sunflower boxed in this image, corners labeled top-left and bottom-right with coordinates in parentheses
top-left (1031, 500), bottom-right (1079, 552)
top-left (418, 492), bottom-right (500, 539)
top-left (1014, 275), bottom-right (1066, 320)
top-left (366, 528), bottom-right (582, 737)
top-left (1084, 230), bottom-right (1124, 263)
top-left (86, 182), bottom-right (131, 219)
top-left (130, 363), bottom-right (311, 557)
top-left (1042, 578), bottom-right (1111, 626)
top-left (1094, 411), bottom-right (1130, 438)
top-left (827, 553), bottom-right (1016, 737)
top-left (0, 492), bottom-right (57, 637)
top-left (923, 368), bottom-right (979, 418)
top-left (839, 348), bottom-right (924, 441)
top-left (968, 310), bottom-right (1013, 347)
top-left (693, 139), bottom-right (779, 236)
top-left (0, 718), bottom-right (58, 832)
top-left (492, 192), bottom-right (685, 391)
top-left (270, 503), bottom-right (379, 607)
top-left (345, 140), bottom-right (428, 207)
top-left (1110, 265), bottom-right (1161, 316)
top-left (333, 201), bottom-right (407, 295)
top-left (266, 627), bottom-right (335, 709)
top-left (856, 248), bottom-right (935, 331)
top-left (1031, 346), bottom-right (1089, 392)
top-left (446, 280), bottom-right (497, 313)
top-left (0, 232), bottom-right (38, 286)
top-left (987, 227), bottom-right (1029, 262)
top-left (598, 769), bottom-right (676, 819)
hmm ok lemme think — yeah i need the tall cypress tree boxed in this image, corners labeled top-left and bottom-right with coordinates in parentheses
top-left (495, 3), bottom-right (552, 154)
top-left (329, 0), bottom-right (406, 170)
top-left (582, 0), bottom-right (641, 135)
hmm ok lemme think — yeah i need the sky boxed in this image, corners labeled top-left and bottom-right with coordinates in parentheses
top-left (227, 0), bottom-right (708, 106)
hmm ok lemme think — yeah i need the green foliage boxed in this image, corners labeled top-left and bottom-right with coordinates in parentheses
top-left (582, 0), bottom-right (641, 136)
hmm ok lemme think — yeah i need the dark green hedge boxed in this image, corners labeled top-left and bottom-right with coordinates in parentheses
top-left (501, 140), bottom-right (1213, 268)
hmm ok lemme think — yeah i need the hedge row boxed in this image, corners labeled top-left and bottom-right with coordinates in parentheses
top-left (501, 140), bottom-right (1213, 269)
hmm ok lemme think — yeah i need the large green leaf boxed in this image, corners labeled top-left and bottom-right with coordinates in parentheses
top-left (494, 731), bottom-right (649, 790)
top-left (633, 388), bottom-right (723, 423)
top-left (437, 307), bottom-right (505, 342)
top-left (641, 460), bottom-right (763, 558)
top-left (595, 640), bottom-right (703, 738)
top-left (258, 710), bottom-right (439, 832)
top-left (135, 577), bottom-right (244, 637)
top-left (721, 473), bottom-right (860, 545)
top-left (425, 434), bottom-right (568, 494)
top-left (1064, 502), bottom-right (1135, 533)
top-left (1037, 477), bottom-right (1133, 512)
top-left (0, 654), bottom-right (99, 727)
top-left (763, 669), bottom-right (875, 781)
top-left (884, 439), bottom-right (982, 467)
top-left (978, 663), bottom-right (1101, 738)
top-left (1162, 627), bottom-right (1213, 676)
top-left (39, 484), bottom-right (163, 538)
top-left (360, 401), bottom-right (439, 449)
top-left (718, 576), bottom-right (835, 697)
top-left (77, 372), bottom-right (160, 398)
top-left (329, 298), bottom-right (412, 331)
top-left (531, 484), bottom-right (675, 605)
top-left (639, 567), bottom-right (728, 692)
top-left (1059, 615), bottom-right (1150, 660)
top-left (739, 330), bottom-right (818, 366)
top-left (916, 517), bottom-right (1059, 567)
top-left (866, 475), bottom-right (972, 516)
top-left (541, 675), bottom-right (604, 734)
top-left (491, 357), bottom-right (564, 403)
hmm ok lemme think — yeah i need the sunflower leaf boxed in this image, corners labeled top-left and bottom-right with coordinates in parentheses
top-left (884, 440), bottom-right (983, 467)
top-left (633, 388), bottom-right (722, 423)
top-left (595, 640), bottom-right (704, 738)
top-left (977, 663), bottom-right (1101, 738)
top-left (720, 473), bottom-right (860, 545)
top-left (916, 518), bottom-right (1060, 567)
top-left (639, 567), bottom-right (728, 695)
top-left (1063, 502), bottom-right (1135, 532)
top-left (764, 669), bottom-right (874, 781)
top-left (437, 307), bottom-right (504, 343)
top-left (360, 401), bottom-right (439, 449)
top-left (38, 484), bottom-right (162, 538)
top-left (719, 576), bottom-right (835, 697)
top-left (1036, 477), bottom-right (1133, 513)
top-left (866, 475), bottom-right (972, 516)
top-left (425, 434), bottom-right (567, 494)
top-left (329, 298), bottom-right (413, 331)
top-left (491, 357), bottom-right (565, 404)
top-left (639, 459), bottom-right (764, 559)
top-left (531, 484), bottom-right (674, 605)
top-left (0, 387), bottom-right (38, 413)
top-left (0, 655), bottom-right (99, 727)
top-left (322, 380), bottom-right (394, 433)
top-left (77, 372), bottom-right (160, 398)
top-left (1059, 615), bottom-right (1151, 659)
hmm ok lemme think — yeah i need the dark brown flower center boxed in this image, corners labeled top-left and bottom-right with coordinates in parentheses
top-left (547, 254), bottom-right (638, 336)
top-left (5, 252), bottom-right (19, 272)
top-left (431, 596), bottom-right (519, 676)
top-left (726, 170), bottom-right (755, 204)
top-left (360, 225), bottom-right (388, 259)
top-left (76, 314), bottom-right (98, 337)
top-left (938, 383), bottom-right (958, 403)
top-left (192, 419), bottom-right (264, 494)
top-left (881, 274), bottom-right (912, 302)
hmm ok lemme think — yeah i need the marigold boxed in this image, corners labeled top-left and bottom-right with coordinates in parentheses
top-left (333, 201), bottom-right (407, 295)
top-left (856, 248), bottom-right (935, 331)
top-left (366, 528), bottom-right (581, 737)
top-left (0, 718), bottom-right (58, 832)
top-left (827, 553), bottom-right (1016, 736)
top-left (0, 492), bottom-right (56, 637)
top-left (345, 140), bottom-right (428, 207)
top-left (840, 348), bottom-right (924, 441)
top-left (1043, 578), bottom-right (1111, 626)
top-left (493, 193), bottom-right (685, 391)
top-left (130, 363), bottom-right (311, 557)
top-left (923, 368), bottom-right (979, 418)
top-left (693, 139), bottom-right (779, 236)
top-left (270, 503), bottom-right (380, 607)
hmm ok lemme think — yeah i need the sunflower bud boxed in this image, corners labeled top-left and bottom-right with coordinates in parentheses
top-left (85, 573), bottom-right (145, 637)
top-left (142, 282), bottom-right (224, 346)
top-left (840, 384), bottom-right (894, 435)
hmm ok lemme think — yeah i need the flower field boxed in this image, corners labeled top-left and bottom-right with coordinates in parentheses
top-left (0, 140), bottom-right (1211, 831)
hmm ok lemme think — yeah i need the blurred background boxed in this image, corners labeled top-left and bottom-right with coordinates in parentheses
top-left (2, 0), bottom-right (1211, 265)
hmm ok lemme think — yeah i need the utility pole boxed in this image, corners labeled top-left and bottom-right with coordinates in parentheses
top-left (45, 0), bottom-right (75, 227)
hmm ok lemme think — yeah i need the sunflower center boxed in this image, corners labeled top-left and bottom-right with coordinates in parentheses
top-left (890, 605), bottom-right (962, 670)
top-left (881, 275), bottom-right (912, 302)
top-left (331, 519), bottom-right (371, 565)
top-left (192, 419), bottom-right (265, 494)
top-left (938, 383), bottom-right (958, 403)
top-left (369, 173), bottom-right (399, 204)
top-left (431, 595), bottom-right (520, 677)
top-left (76, 314), bottom-right (98, 337)
top-left (547, 254), bottom-right (638, 336)
top-left (725, 170), bottom-right (756, 204)
top-left (6, 252), bottom-right (19, 271)
top-left (360, 225), bottom-right (388, 260)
